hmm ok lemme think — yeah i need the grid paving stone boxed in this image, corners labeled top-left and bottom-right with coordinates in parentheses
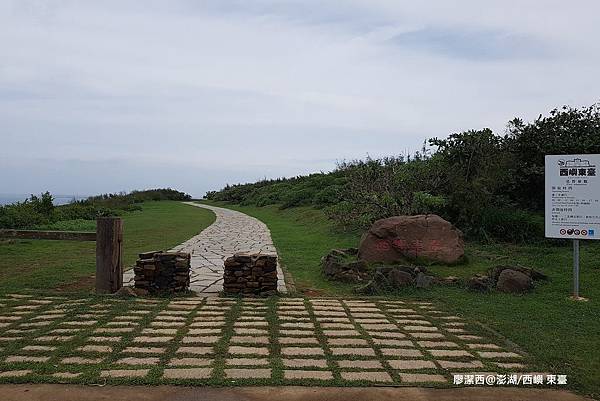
top-left (142, 328), bottom-right (179, 335)
top-left (284, 370), bottom-right (333, 380)
top-left (51, 372), bottom-right (82, 379)
top-left (372, 339), bottom-right (413, 347)
top-left (323, 330), bottom-right (361, 337)
top-left (100, 369), bottom-right (149, 378)
top-left (168, 357), bottom-right (213, 366)
top-left (61, 357), bottom-right (104, 364)
top-left (226, 358), bottom-right (270, 366)
top-left (278, 337), bottom-right (319, 345)
top-left (279, 329), bottom-right (315, 336)
top-left (281, 347), bottom-right (325, 356)
top-left (151, 321), bottom-right (186, 328)
top-left (133, 336), bottom-right (175, 344)
top-left (282, 358), bottom-right (328, 368)
top-left (466, 343), bottom-right (502, 350)
top-left (228, 346), bottom-right (269, 355)
top-left (381, 348), bottom-right (423, 357)
top-left (234, 328), bottom-right (268, 336)
top-left (233, 321), bottom-right (268, 328)
top-left (176, 346), bottom-right (214, 355)
top-left (387, 359), bottom-right (436, 370)
top-left (341, 371), bottom-right (392, 382)
top-left (337, 360), bottom-right (383, 369)
top-left (22, 345), bottom-right (56, 352)
top-left (87, 336), bottom-right (122, 343)
top-left (182, 336), bottom-right (220, 344)
top-left (163, 368), bottom-right (212, 379)
top-left (458, 335), bottom-right (484, 341)
top-left (0, 370), bottom-right (31, 377)
top-left (225, 368), bottom-right (271, 379)
top-left (437, 360), bottom-right (484, 369)
top-left (369, 332), bottom-right (406, 339)
top-left (320, 323), bottom-right (355, 329)
top-left (51, 329), bottom-right (80, 334)
top-left (115, 357), bottom-right (161, 365)
top-left (478, 351), bottom-right (522, 359)
top-left (399, 373), bottom-right (447, 383)
top-left (410, 332), bottom-right (445, 339)
top-left (94, 328), bottom-right (134, 334)
top-left (123, 347), bottom-right (166, 354)
top-left (330, 347), bottom-right (376, 356)
top-left (280, 322), bottom-right (313, 329)
top-left (77, 345), bottom-right (113, 353)
top-left (0, 296), bottom-right (531, 387)
top-left (495, 362), bottom-right (527, 369)
top-left (428, 349), bottom-right (473, 358)
top-left (37, 335), bottom-right (74, 342)
top-left (188, 328), bottom-right (221, 335)
top-left (5, 355), bottom-right (49, 363)
top-left (230, 336), bottom-right (270, 344)
top-left (327, 338), bottom-right (368, 346)
top-left (418, 341), bottom-right (460, 348)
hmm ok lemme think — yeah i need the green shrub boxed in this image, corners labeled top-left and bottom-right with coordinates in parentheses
top-left (0, 188), bottom-right (188, 230)
top-left (205, 104), bottom-right (600, 243)
top-left (34, 219), bottom-right (97, 232)
top-left (473, 208), bottom-right (545, 243)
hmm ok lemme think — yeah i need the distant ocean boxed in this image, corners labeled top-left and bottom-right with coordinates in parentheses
top-left (0, 194), bottom-right (88, 206)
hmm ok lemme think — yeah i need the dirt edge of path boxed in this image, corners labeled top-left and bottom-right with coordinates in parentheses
top-left (0, 384), bottom-right (592, 401)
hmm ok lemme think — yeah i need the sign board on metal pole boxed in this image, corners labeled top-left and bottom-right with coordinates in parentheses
top-left (545, 154), bottom-right (600, 300)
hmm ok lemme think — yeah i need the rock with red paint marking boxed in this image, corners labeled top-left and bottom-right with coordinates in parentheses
top-left (358, 215), bottom-right (465, 265)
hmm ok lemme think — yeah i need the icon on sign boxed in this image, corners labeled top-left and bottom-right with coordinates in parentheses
top-left (560, 229), bottom-right (567, 235)
top-left (567, 229), bottom-right (574, 235)
top-left (574, 229), bottom-right (581, 235)
top-left (590, 229), bottom-right (595, 236)
top-left (581, 230), bottom-right (588, 236)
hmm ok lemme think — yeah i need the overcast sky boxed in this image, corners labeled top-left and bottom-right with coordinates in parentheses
top-left (1, 1), bottom-right (599, 198)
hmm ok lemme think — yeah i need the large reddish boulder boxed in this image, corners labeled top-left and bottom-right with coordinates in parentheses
top-left (358, 215), bottom-right (465, 265)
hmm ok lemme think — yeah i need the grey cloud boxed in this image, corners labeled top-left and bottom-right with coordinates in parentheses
top-left (1, 0), bottom-right (599, 197)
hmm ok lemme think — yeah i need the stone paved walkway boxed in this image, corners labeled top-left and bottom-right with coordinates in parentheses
top-left (124, 202), bottom-right (287, 295)
top-left (0, 294), bottom-right (538, 386)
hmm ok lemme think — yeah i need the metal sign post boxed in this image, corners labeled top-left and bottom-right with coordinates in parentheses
top-left (573, 239), bottom-right (579, 299)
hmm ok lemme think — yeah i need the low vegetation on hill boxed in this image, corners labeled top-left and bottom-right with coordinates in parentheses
top-left (206, 104), bottom-right (600, 242)
top-left (0, 188), bottom-right (191, 230)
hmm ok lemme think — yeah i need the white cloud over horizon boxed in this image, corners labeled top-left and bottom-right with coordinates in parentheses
top-left (1, 0), bottom-right (599, 197)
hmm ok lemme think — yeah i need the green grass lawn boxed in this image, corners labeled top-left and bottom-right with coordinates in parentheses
top-left (203, 201), bottom-right (600, 399)
top-left (0, 201), bottom-right (215, 294)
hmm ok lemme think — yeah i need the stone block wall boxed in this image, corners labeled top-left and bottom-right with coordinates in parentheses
top-left (134, 251), bottom-right (190, 293)
top-left (223, 252), bottom-right (278, 296)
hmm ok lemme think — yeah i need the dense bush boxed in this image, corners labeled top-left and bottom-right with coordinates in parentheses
top-left (207, 173), bottom-right (347, 209)
top-left (206, 103), bottom-right (600, 243)
top-left (506, 104), bottom-right (600, 211)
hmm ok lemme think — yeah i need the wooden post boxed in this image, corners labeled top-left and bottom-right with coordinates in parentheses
top-left (95, 217), bottom-right (123, 294)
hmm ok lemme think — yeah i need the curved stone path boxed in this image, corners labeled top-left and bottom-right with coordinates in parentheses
top-left (124, 202), bottom-right (287, 295)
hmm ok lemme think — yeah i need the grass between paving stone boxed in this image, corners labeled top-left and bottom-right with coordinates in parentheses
top-left (304, 299), bottom-right (341, 384)
top-left (266, 296), bottom-right (284, 382)
top-left (0, 201), bottom-right (215, 294)
top-left (340, 301), bottom-right (399, 384)
top-left (201, 201), bottom-right (600, 399)
top-left (212, 298), bottom-right (241, 382)
top-left (0, 295), bottom-right (550, 390)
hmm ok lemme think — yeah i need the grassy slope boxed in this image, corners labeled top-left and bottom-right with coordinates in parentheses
top-left (204, 201), bottom-right (600, 398)
top-left (0, 201), bottom-right (215, 293)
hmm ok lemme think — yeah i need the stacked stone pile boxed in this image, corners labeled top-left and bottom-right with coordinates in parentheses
top-left (223, 252), bottom-right (278, 296)
top-left (134, 251), bottom-right (190, 293)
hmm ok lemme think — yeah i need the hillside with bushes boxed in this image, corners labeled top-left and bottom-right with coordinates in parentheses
top-left (0, 188), bottom-right (191, 230)
top-left (206, 104), bottom-right (600, 242)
